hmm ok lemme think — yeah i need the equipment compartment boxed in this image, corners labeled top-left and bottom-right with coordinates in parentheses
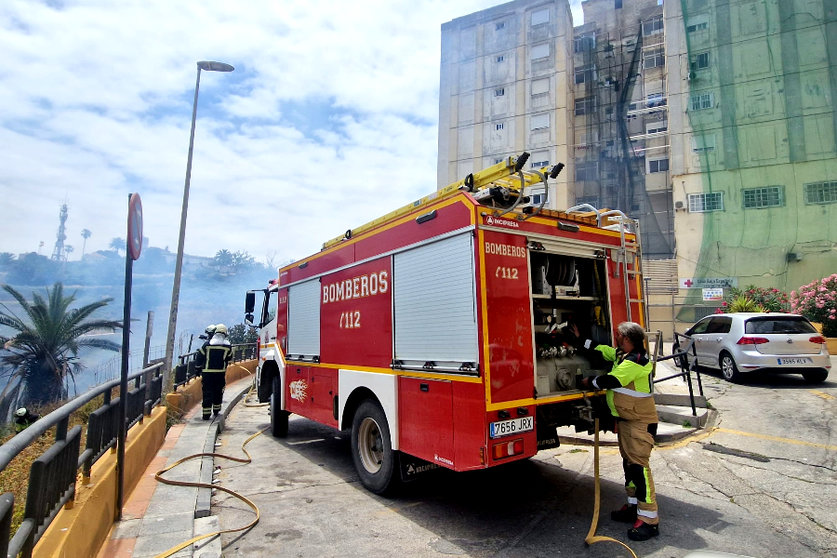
top-left (530, 250), bottom-right (612, 396)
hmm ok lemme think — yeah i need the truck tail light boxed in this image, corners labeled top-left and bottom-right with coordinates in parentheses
top-left (736, 336), bottom-right (769, 345)
top-left (810, 335), bottom-right (826, 344)
top-left (492, 439), bottom-right (524, 460)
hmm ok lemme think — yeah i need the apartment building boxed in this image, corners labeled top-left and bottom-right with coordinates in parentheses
top-left (438, 0), bottom-right (576, 210)
top-left (439, 0), bottom-right (836, 306)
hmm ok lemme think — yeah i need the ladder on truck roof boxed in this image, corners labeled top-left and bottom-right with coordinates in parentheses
top-left (322, 152), bottom-right (565, 249)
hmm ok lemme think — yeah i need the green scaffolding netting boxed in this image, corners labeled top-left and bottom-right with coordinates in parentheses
top-left (680, 0), bottom-right (837, 302)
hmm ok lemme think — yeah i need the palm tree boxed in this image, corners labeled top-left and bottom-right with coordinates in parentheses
top-left (109, 237), bottom-right (125, 255)
top-left (0, 283), bottom-right (122, 406)
top-left (80, 229), bottom-right (91, 258)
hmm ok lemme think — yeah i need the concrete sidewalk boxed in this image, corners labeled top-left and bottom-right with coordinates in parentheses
top-left (98, 376), bottom-right (253, 558)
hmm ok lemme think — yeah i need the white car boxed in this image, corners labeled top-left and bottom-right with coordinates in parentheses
top-left (675, 313), bottom-right (831, 383)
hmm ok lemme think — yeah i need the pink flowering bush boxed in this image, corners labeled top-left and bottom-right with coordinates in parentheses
top-left (791, 274), bottom-right (837, 337)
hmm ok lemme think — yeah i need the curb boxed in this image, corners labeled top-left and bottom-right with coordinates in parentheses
top-left (195, 380), bottom-right (253, 519)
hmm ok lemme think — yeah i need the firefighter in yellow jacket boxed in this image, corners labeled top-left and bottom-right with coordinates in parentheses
top-left (195, 323), bottom-right (232, 420)
top-left (575, 321), bottom-right (660, 542)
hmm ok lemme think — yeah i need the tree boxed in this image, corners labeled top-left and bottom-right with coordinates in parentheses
top-left (110, 237), bottom-right (126, 254)
top-left (0, 283), bottom-right (122, 406)
top-left (227, 323), bottom-right (258, 345)
top-left (80, 229), bottom-right (92, 257)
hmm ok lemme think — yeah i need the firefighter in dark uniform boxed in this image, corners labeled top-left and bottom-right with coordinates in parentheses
top-left (575, 321), bottom-right (660, 542)
top-left (14, 407), bottom-right (40, 432)
top-left (195, 323), bottom-right (232, 420)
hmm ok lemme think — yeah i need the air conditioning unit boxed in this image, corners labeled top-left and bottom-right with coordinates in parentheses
top-left (675, 200), bottom-right (684, 209)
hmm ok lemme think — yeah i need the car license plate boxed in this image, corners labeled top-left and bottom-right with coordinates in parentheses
top-left (490, 416), bottom-right (533, 438)
top-left (777, 357), bottom-right (812, 365)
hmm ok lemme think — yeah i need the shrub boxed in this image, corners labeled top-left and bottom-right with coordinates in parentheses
top-left (734, 285), bottom-right (789, 312)
top-left (791, 274), bottom-right (837, 337)
top-left (717, 296), bottom-right (764, 313)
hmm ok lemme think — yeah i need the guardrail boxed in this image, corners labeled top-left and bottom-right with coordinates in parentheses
top-left (0, 342), bottom-right (257, 557)
top-left (0, 362), bottom-right (163, 558)
top-left (173, 343), bottom-right (257, 387)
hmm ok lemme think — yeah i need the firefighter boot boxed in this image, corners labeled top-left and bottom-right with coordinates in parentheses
top-left (610, 504), bottom-right (637, 523)
top-left (627, 519), bottom-right (659, 541)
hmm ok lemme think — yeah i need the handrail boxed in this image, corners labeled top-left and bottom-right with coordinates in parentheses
top-left (652, 333), bottom-right (704, 417)
top-left (0, 361), bottom-right (163, 558)
top-left (0, 362), bottom-right (163, 472)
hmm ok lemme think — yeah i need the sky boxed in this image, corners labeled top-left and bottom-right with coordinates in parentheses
top-left (0, 0), bottom-right (584, 268)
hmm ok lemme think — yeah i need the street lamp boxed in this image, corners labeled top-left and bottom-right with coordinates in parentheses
top-left (164, 60), bottom-right (234, 386)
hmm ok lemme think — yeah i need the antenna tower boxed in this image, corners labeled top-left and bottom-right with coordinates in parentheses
top-left (51, 203), bottom-right (68, 261)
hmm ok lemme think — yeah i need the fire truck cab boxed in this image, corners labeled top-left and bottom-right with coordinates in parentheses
top-left (245, 153), bottom-right (645, 494)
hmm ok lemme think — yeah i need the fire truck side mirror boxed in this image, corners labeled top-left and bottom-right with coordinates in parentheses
top-left (245, 291), bottom-right (256, 314)
top-left (245, 312), bottom-right (254, 326)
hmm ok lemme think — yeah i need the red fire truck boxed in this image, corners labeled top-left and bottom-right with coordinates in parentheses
top-left (245, 153), bottom-right (645, 494)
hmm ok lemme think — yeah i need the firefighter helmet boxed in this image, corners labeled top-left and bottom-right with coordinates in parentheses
top-left (15, 407), bottom-right (27, 418)
top-left (205, 324), bottom-right (216, 335)
top-left (214, 324), bottom-right (228, 335)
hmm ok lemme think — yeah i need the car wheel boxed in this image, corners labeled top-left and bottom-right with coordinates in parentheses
top-left (270, 375), bottom-right (289, 438)
top-left (720, 352), bottom-right (741, 383)
top-left (351, 400), bottom-right (398, 495)
top-left (802, 368), bottom-right (829, 384)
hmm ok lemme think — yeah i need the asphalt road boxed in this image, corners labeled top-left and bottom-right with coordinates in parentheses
top-left (211, 368), bottom-right (836, 558)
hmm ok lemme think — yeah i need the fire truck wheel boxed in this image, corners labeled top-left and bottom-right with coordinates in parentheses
top-left (351, 400), bottom-right (397, 494)
top-left (271, 376), bottom-right (289, 438)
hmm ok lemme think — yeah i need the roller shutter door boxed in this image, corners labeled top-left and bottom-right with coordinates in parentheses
top-left (288, 279), bottom-right (320, 357)
top-left (394, 233), bottom-right (477, 365)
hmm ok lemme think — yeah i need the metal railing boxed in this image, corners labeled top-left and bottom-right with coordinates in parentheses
top-left (0, 362), bottom-right (163, 558)
top-left (652, 332), bottom-right (704, 417)
top-left (173, 343), bottom-right (256, 388)
top-left (0, 342), bottom-right (257, 557)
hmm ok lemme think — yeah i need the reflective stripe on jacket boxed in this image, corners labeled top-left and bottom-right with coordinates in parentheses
top-left (594, 344), bottom-right (658, 423)
top-left (198, 344), bottom-right (231, 373)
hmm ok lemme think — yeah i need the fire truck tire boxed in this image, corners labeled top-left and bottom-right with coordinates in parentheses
top-left (271, 376), bottom-right (289, 438)
top-left (351, 400), bottom-right (397, 494)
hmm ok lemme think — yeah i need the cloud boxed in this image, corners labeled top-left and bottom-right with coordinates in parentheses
top-left (0, 0), bottom-right (579, 266)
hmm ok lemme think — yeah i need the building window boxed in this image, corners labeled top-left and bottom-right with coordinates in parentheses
top-left (646, 121), bottom-right (668, 134)
top-left (647, 92), bottom-right (666, 107)
top-left (575, 162), bottom-right (599, 181)
top-left (691, 51), bottom-right (710, 71)
top-left (643, 15), bottom-right (663, 36)
top-left (690, 92), bottom-right (714, 110)
top-left (530, 113), bottom-right (550, 130)
top-left (495, 88), bottom-right (505, 97)
top-left (648, 159), bottom-right (669, 173)
top-left (574, 33), bottom-right (596, 53)
top-left (496, 22), bottom-right (505, 30)
top-left (495, 123), bottom-right (504, 131)
top-left (743, 186), bottom-right (784, 209)
top-left (531, 77), bottom-right (549, 95)
top-left (692, 134), bottom-right (716, 152)
top-left (575, 97), bottom-right (595, 116)
top-left (687, 15), bottom-right (709, 33)
top-left (531, 160), bottom-right (549, 169)
top-left (644, 47), bottom-right (665, 69)
top-left (496, 55), bottom-right (505, 63)
top-left (688, 192), bottom-right (724, 212)
top-left (530, 193), bottom-right (545, 204)
top-left (531, 8), bottom-right (549, 26)
top-left (615, 0), bottom-right (623, 8)
top-left (575, 65), bottom-right (595, 84)
top-left (531, 43), bottom-right (549, 60)
top-left (804, 181), bottom-right (837, 205)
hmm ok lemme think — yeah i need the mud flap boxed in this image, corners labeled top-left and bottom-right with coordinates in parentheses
top-left (398, 453), bottom-right (440, 483)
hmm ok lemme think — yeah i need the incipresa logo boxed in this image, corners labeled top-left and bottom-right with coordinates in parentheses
top-left (484, 215), bottom-right (519, 228)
